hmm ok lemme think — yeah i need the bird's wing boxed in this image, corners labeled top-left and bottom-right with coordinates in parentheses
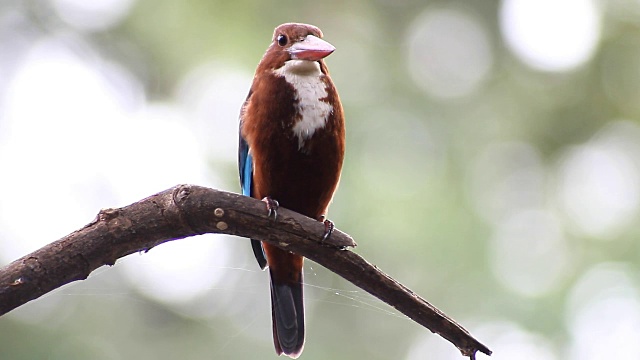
top-left (239, 97), bottom-right (268, 270)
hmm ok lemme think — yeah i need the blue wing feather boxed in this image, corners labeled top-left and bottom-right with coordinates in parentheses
top-left (239, 113), bottom-right (268, 270)
top-left (239, 135), bottom-right (253, 196)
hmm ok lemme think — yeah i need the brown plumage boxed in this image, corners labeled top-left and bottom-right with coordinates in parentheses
top-left (238, 23), bottom-right (345, 358)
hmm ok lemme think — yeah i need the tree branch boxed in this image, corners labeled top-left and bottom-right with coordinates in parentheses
top-left (0, 184), bottom-right (491, 358)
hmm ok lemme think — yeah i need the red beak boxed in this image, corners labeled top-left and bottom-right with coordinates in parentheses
top-left (288, 35), bottom-right (335, 61)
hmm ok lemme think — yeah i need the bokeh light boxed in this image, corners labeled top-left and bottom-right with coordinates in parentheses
top-left (406, 7), bottom-right (493, 99)
top-left (0, 36), bottom-right (142, 260)
top-left (556, 121), bottom-right (640, 239)
top-left (119, 235), bottom-right (233, 305)
top-left (468, 141), bottom-right (545, 227)
top-left (0, 36), bottom-right (211, 263)
top-left (475, 322), bottom-right (558, 360)
top-left (51, 0), bottom-right (136, 31)
top-left (175, 64), bottom-right (252, 162)
top-left (490, 209), bottom-right (571, 297)
top-left (500, 0), bottom-right (601, 71)
top-left (566, 263), bottom-right (640, 359)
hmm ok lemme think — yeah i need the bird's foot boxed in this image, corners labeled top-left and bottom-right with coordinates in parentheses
top-left (319, 215), bottom-right (334, 242)
top-left (261, 197), bottom-right (279, 221)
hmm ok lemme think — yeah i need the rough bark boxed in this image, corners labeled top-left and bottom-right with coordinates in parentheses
top-left (0, 184), bottom-right (491, 358)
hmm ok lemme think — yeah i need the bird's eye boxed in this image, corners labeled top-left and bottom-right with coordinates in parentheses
top-left (277, 34), bottom-right (288, 47)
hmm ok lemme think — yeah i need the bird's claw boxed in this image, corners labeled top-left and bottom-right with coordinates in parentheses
top-left (321, 219), bottom-right (334, 242)
top-left (262, 197), bottom-right (279, 221)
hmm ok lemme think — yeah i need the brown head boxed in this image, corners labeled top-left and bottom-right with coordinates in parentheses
top-left (256, 23), bottom-right (335, 73)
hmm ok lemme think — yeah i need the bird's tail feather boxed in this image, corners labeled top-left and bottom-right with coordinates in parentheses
top-left (270, 269), bottom-right (305, 358)
top-left (251, 239), bottom-right (268, 270)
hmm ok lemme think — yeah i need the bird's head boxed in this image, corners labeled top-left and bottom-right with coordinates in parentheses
top-left (256, 23), bottom-right (335, 74)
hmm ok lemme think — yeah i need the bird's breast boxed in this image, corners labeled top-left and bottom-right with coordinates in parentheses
top-left (273, 60), bottom-right (333, 149)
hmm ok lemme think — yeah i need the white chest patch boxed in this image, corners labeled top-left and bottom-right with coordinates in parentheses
top-left (273, 60), bottom-right (333, 149)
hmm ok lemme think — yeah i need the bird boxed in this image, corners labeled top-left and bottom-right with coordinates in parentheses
top-left (238, 23), bottom-right (345, 358)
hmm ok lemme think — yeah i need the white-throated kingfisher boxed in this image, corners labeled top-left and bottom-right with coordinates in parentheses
top-left (238, 23), bottom-right (345, 358)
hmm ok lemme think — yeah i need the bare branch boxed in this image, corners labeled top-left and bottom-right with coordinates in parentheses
top-left (0, 184), bottom-right (491, 358)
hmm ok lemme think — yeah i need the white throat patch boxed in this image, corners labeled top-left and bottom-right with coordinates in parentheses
top-left (273, 60), bottom-right (333, 149)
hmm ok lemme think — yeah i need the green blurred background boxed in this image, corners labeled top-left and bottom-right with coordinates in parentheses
top-left (1, 0), bottom-right (640, 359)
